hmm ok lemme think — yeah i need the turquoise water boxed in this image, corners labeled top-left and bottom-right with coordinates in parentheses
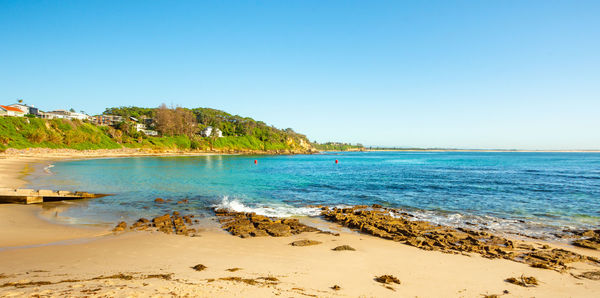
top-left (29, 152), bottom-right (600, 239)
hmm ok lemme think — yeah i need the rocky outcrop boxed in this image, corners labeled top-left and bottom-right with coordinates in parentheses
top-left (572, 230), bottom-right (600, 250)
top-left (215, 209), bottom-right (320, 238)
top-left (112, 212), bottom-right (199, 237)
top-left (321, 206), bottom-right (600, 272)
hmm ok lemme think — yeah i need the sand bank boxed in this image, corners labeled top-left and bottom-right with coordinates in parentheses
top-left (0, 154), bottom-right (599, 297)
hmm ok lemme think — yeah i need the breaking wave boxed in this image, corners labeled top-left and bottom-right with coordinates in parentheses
top-left (213, 196), bottom-right (321, 218)
top-left (43, 164), bottom-right (55, 174)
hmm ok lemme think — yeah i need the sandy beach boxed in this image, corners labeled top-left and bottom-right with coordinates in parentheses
top-left (1, 153), bottom-right (599, 297)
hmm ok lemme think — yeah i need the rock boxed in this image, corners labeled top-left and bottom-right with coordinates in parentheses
top-left (183, 215), bottom-right (193, 225)
top-left (290, 240), bottom-right (322, 246)
top-left (192, 264), bottom-right (207, 271)
top-left (215, 210), bottom-right (323, 238)
top-left (251, 229), bottom-right (269, 237)
top-left (576, 270), bottom-right (600, 280)
top-left (112, 221), bottom-right (127, 232)
top-left (372, 204), bottom-right (382, 208)
top-left (331, 285), bottom-right (341, 290)
top-left (505, 276), bottom-right (538, 287)
top-left (332, 245), bottom-right (356, 251)
top-left (265, 223), bottom-right (292, 237)
top-left (374, 275), bottom-right (400, 284)
top-left (572, 238), bottom-right (600, 250)
top-left (320, 206), bottom-right (598, 272)
top-left (154, 198), bottom-right (166, 203)
top-left (153, 214), bottom-right (172, 229)
top-left (177, 199), bottom-right (189, 204)
top-left (131, 218), bottom-right (150, 230)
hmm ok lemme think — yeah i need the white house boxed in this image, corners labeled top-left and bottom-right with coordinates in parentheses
top-left (66, 111), bottom-right (91, 121)
top-left (42, 110), bottom-right (91, 121)
top-left (8, 104), bottom-right (39, 116)
top-left (214, 128), bottom-right (223, 138)
top-left (0, 105), bottom-right (26, 117)
top-left (141, 129), bottom-right (158, 136)
top-left (200, 126), bottom-right (213, 137)
top-left (135, 123), bottom-right (146, 132)
top-left (200, 126), bottom-right (223, 138)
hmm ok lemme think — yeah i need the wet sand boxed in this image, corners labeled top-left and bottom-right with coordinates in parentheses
top-left (0, 154), bottom-right (599, 297)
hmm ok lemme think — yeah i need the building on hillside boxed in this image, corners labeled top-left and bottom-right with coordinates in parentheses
top-left (67, 112), bottom-right (92, 121)
top-left (135, 123), bottom-right (146, 132)
top-left (8, 104), bottom-right (39, 116)
top-left (200, 126), bottom-right (223, 138)
top-left (92, 115), bottom-right (123, 126)
top-left (141, 129), bottom-right (158, 136)
top-left (39, 111), bottom-right (64, 119)
top-left (0, 105), bottom-right (26, 117)
top-left (200, 126), bottom-right (213, 137)
top-left (214, 128), bottom-right (223, 138)
top-left (40, 110), bottom-right (91, 121)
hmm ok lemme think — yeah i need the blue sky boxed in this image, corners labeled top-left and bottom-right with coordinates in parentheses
top-left (1, 0), bottom-right (598, 149)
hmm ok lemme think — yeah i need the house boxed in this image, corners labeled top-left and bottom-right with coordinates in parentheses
top-left (214, 128), bottom-right (223, 138)
top-left (0, 105), bottom-right (26, 117)
top-left (141, 129), bottom-right (158, 136)
top-left (92, 115), bottom-right (123, 126)
top-left (8, 104), bottom-right (39, 116)
top-left (40, 111), bottom-right (65, 119)
top-left (200, 126), bottom-right (223, 138)
top-left (40, 110), bottom-right (91, 121)
top-left (200, 126), bottom-right (213, 137)
top-left (66, 112), bottom-right (91, 121)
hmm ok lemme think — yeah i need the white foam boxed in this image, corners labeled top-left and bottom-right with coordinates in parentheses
top-left (213, 196), bottom-right (321, 218)
top-left (43, 164), bottom-right (55, 174)
top-left (401, 209), bottom-right (570, 241)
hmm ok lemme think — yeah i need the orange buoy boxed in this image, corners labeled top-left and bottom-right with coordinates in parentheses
top-left (335, 159), bottom-right (338, 164)
top-left (254, 160), bottom-right (258, 164)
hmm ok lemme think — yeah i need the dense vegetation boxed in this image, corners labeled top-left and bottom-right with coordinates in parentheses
top-left (105, 106), bottom-right (309, 144)
top-left (0, 105), bottom-right (314, 153)
top-left (311, 142), bottom-right (364, 151)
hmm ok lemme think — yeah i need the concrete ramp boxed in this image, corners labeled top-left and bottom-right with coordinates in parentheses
top-left (0, 188), bottom-right (109, 204)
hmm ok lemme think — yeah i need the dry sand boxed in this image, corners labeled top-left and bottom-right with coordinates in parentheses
top-left (0, 154), bottom-right (599, 297)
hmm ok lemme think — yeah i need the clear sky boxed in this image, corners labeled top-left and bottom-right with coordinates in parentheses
top-left (1, 1), bottom-right (599, 149)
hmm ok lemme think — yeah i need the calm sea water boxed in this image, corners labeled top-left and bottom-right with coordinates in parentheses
top-left (29, 152), bottom-right (600, 239)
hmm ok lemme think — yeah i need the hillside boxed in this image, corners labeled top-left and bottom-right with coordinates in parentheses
top-left (0, 107), bottom-right (315, 153)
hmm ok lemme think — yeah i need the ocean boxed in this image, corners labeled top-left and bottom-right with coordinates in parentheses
top-left (29, 151), bottom-right (600, 240)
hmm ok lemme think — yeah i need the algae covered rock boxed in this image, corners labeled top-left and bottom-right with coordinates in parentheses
top-left (192, 264), bottom-right (207, 271)
top-left (215, 209), bottom-right (322, 238)
top-left (374, 275), bottom-right (401, 284)
top-left (320, 206), bottom-right (600, 272)
top-left (332, 245), bottom-right (356, 251)
top-left (290, 240), bottom-right (322, 246)
top-left (112, 221), bottom-right (127, 232)
top-left (572, 238), bottom-right (600, 250)
top-left (505, 275), bottom-right (538, 287)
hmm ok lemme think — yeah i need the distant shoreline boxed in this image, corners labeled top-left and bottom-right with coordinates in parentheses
top-left (341, 149), bottom-right (600, 153)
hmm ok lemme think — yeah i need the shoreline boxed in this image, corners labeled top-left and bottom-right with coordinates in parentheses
top-left (1, 153), bottom-right (599, 296)
top-left (338, 149), bottom-right (600, 153)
